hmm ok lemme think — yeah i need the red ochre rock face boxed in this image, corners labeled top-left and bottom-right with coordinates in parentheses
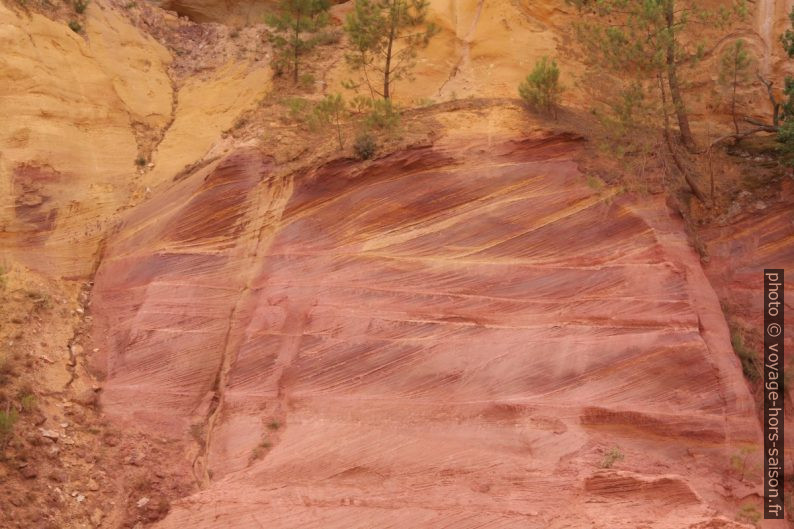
top-left (700, 181), bottom-right (794, 367)
top-left (91, 135), bottom-right (758, 528)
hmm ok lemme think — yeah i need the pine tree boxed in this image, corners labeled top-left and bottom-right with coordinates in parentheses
top-left (344, 0), bottom-right (438, 99)
top-left (570, 0), bottom-right (747, 153)
top-left (777, 7), bottom-right (794, 164)
top-left (518, 57), bottom-right (563, 118)
top-left (266, 0), bottom-right (331, 84)
top-left (310, 94), bottom-right (349, 149)
top-left (719, 40), bottom-right (753, 135)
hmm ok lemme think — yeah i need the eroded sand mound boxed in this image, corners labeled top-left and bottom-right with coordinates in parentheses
top-left (91, 133), bottom-right (758, 528)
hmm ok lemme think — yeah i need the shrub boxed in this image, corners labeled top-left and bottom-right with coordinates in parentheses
top-left (349, 95), bottom-right (373, 114)
top-left (313, 29), bottom-right (341, 46)
top-left (28, 290), bottom-right (52, 311)
top-left (730, 328), bottom-right (760, 382)
top-left (20, 394), bottom-right (36, 413)
top-left (310, 93), bottom-right (349, 149)
top-left (518, 56), bottom-right (563, 118)
top-left (600, 446), bottom-right (624, 469)
top-left (249, 439), bottom-right (272, 463)
top-left (73, 0), bottom-right (88, 13)
top-left (777, 118), bottom-right (794, 166)
top-left (68, 20), bottom-right (82, 33)
top-left (354, 132), bottom-right (377, 160)
top-left (0, 355), bottom-right (12, 385)
top-left (0, 409), bottom-right (18, 449)
top-left (282, 97), bottom-right (310, 121)
top-left (730, 446), bottom-right (753, 481)
top-left (736, 503), bottom-right (761, 525)
top-left (267, 420), bottom-right (280, 430)
top-left (299, 73), bottom-right (316, 91)
top-left (364, 98), bottom-right (400, 132)
top-left (135, 156), bottom-right (147, 167)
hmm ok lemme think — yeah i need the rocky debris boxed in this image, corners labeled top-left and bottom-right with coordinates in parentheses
top-left (0, 262), bottom-right (193, 529)
top-left (75, 388), bottom-right (100, 408)
top-left (123, 0), bottom-right (269, 84)
top-left (19, 464), bottom-right (38, 479)
top-left (40, 429), bottom-right (60, 441)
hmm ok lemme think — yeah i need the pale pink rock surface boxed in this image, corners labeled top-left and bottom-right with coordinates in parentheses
top-left (91, 135), bottom-right (760, 528)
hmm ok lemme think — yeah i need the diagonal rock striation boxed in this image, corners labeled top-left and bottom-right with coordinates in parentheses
top-left (91, 133), bottom-right (759, 528)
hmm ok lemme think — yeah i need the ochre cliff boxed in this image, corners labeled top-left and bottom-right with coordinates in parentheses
top-left (0, 0), bottom-right (791, 528)
top-left (0, 0), bottom-right (268, 278)
top-left (90, 131), bottom-right (760, 528)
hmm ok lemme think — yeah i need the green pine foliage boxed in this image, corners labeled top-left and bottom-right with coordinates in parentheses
top-left (778, 7), bottom-right (794, 164)
top-left (718, 39), bottom-right (753, 134)
top-left (344, 0), bottom-right (438, 99)
top-left (265, 0), bottom-right (331, 84)
top-left (570, 0), bottom-right (747, 151)
top-left (518, 56), bottom-right (563, 117)
top-left (310, 93), bottom-right (350, 149)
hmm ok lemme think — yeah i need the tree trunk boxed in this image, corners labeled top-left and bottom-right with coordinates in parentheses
top-left (293, 12), bottom-right (301, 84)
top-left (658, 73), bottom-right (706, 203)
top-left (664, 0), bottom-right (697, 152)
top-left (335, 115), bottom-right (344, 149)
top-left (383, 0), bottom-right (399, 99)
top-left (731, 53), bottom-right (739, 135)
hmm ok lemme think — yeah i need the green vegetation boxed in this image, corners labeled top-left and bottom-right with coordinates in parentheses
top-left (135, 156), bottom-right (148, 167)
top-left (280, 93), bottom-right (399, 156)
top-left (73, 0), bottom-right (88, 14)
top-left (569, 0), bottom-right (747, 202)
top-left (600, 446), bottom-right (624, 468)
top-left (68, 20), bottom-right (82, 33)
top-left (0, 355), bottom-right (12, 386)
top-left (719, 40), bottom-right (753, 134)
top-left (776, 117), bottom-right (794, 166)
top-left (354, 132), bottom-right (377, 159)
top-left (735, 6), bottom-right (794, 164)
top-left (265, 0), bottom-right (331, 83)
top-left (344, 0), bottom-right (438, 99)
top-left (518, 56), bottom-right (563, 118)
top-left (736, 502), bottom-right (761, 525)
top-left (729, 446), bottom-right (754, 481)
top-left (267, 420), bottom-right (281, 430)
top-left (27, 290), bottom-right (52, 311)
top-left (282, 96), bottom-right (311, 121)
top-left (362, 98), bottom-right (400, 132)
top-left (20, 394), bottom-right (36, 413)
top-left (0, 408), bottom-right (19, 450)
top-left (310, 94), bottom-right (349, 149)
top-left (730, 327), bottom-right (760, 382)
top-left (570, 0), bottom-right (746, 152)
top-left (249, 439), bottom-right (273, 462)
